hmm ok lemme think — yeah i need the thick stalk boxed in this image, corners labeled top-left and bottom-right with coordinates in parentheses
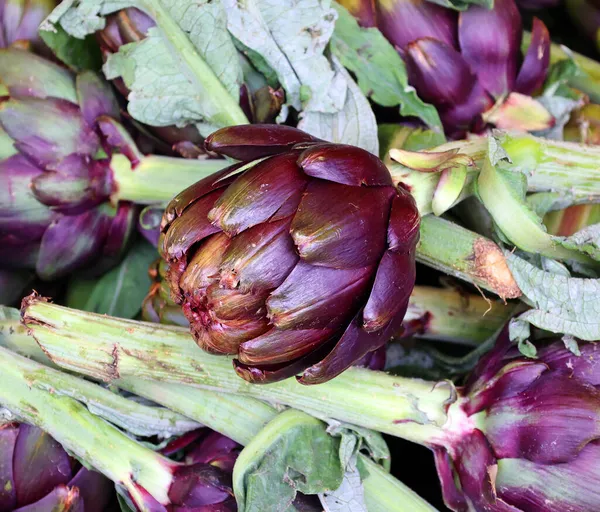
top-left (418, 216), bottom-right (522, 300)
top-left (0, 309), bottom-right (439, 512)
top-left (0, 346), bottom-right (176, 511)
top-left (110, 153), bottom-right (229, 204)
top-left (523, 32), bottom-right (600, 103)
top-left (0, 309), bottom-right (199, 437)
top-left (22, 299), bottom-right (453, 444)
top-left (389, 132), bottom-right (600, 215)
top-left (362, 457), bottom-right (438, 512)
top-left (405, 286), bottom-right (517, 345)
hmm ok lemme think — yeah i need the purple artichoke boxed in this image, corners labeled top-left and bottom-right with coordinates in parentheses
top-left (433, 329), bottom-right (600, 511)
top-left (0, 48), bottom-right (139, 280)
top-left (0, 0), bottom-right (57, 49)
top-left (339, 0), bottom-right (551, 137)
top-left (0, 422), bottom-right (113, 512)
top-left (142, 257), bottom-right (388, 371)
top-left (159, 124), bottom-right (419, 385)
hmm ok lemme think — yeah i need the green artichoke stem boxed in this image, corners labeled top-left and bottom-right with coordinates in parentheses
top-left (21, 299), bottom-right (453, 446)
top-left (110, 153), bottom-right (229, 205)
top-left (404, 286), bottom-right (517, 346)
top-left (417, 216), bottom-right (522, 301)
top-left (0, 346), bottom-right (175, 510)
top-left (388, 132), bottom-right (600, 215)
top-left (0, 308), bottom-right (439, 512)
top-left (0, 308), bottom-right (199, 437)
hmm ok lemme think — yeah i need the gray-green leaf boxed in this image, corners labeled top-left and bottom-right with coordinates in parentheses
top-left (555, 224), bottom-right (600, 261)
top-left (46, 0), bottom-right (247, 136)
top-left (320, 460), bottom-right (367, 512)
top-left (298, 58), bottom-right (378, 154)
top-left (65, 239), bottom-right (157, 319)
top-left (506, 251), bottom-right (600, 340)
top-left (224, 0), bottom-right (340, 116)
top-left (39, 24), bottom-right (102, 71)
top-left (330, 3), bottom-right (442, 134)
top-left (233, 409), bottom-right (344, 512)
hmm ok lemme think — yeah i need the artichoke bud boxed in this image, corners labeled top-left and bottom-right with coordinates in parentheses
top-left (161, 124), bottom-right (420, 385)
top-left (345, 0), bottom-right (551, 137)
top-left (0, 49), bottom-right (140, 280)
top-left (435, 329), bottom-right (600, 512)
top-left (0, 422), bottom-right (113, 512)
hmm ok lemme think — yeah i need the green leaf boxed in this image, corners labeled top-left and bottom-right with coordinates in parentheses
top-left (555, 224), bottom-right (600, 261)
top-left (424, 0), bottom-right (493, 10)
top-left (65, 239), bottom-right (157, 319)
top-left (330, 3), bottom-right (443, 134)
top-left (506, 251), bottom-right (600, 340)
top-left (46, 0), bottom-right (248, 136)
top-left (224, 0), bottom-right (340, 116)
top-left (562, 335), bottom-right (581, 356)
top-left (233, 409), bottom-right (345, 512)
top-left (319, 460), bottom-right (367, 512)
top-left (298, 58), bottom-right (379, 154)
top-left (39, 24), bottom-right (102, 71)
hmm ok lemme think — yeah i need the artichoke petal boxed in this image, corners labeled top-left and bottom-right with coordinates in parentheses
top-left (514, 17), bottom-right (550, 96)
top-left (290, 181), bottom-right (394, 268)
top-left (205, 124), bottom-right (321, 161)
top-left (458, 0), bottom-right (522, 99)
top-left (298, 143), bottom-right (393, 186)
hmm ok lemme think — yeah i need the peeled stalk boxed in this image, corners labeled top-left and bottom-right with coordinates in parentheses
top-left (21, 299), bottom-right (453, 444)
top-left (0, 307), bottom-right (439, 512)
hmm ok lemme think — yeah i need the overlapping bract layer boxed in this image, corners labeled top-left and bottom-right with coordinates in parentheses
top-left (339, 0), bottom-right (551, 137)
top-left (156, 428), bottom-right (240, 512)
top-left (0, 423), bottom-right (112, 512)
top-left (0, 49), bottom-right (137, 280)
top-left (0, 0), bottom-right (57, 49)
top-left (436, 330), bottom-right (600, 512)
top-left (160, 124), bottom-right (419, 385)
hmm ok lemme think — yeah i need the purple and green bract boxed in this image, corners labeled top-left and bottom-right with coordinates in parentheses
top-left (0, 48), bottom-right (137, 280)
top-left (339, 0), bottom-right (551, 137)
top-left (160, 124), bottom-right (419, 385)
top-left (435, 329), bottom-right (600, 511)
top-left (0, 422), bottom-right (112, 512)
top-left (0, 0), bottom-right (57, 49)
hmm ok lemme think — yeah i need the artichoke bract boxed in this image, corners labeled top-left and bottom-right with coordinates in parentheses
top-left (0, 0), bottom-right (57, 49)
top-left (339, 0), bottom-right (551, 137)
top-left (433, 330), bottom-right (600, 511)
top-left (0, 48), bottom-right (136, 280)
top-left (0, 422), bottom-right (113, 512)
top-left (160, 125), bottom-right (419, 385)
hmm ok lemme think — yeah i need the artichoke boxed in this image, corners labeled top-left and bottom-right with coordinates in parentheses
top-left (0, 0), bottom-right (57, 49)
top-left (433, 330), bottom-right (600, 511)
top-left (0, 48), bottom-right (226, 280)
top-left (339, 0), bottom-right (551, 137)
top-left (0, 422), bottom-right (113, 512)
top-left (160, 124), bottom-right (419, 385)
top-left (0, 48), bottom-right (137, 279)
